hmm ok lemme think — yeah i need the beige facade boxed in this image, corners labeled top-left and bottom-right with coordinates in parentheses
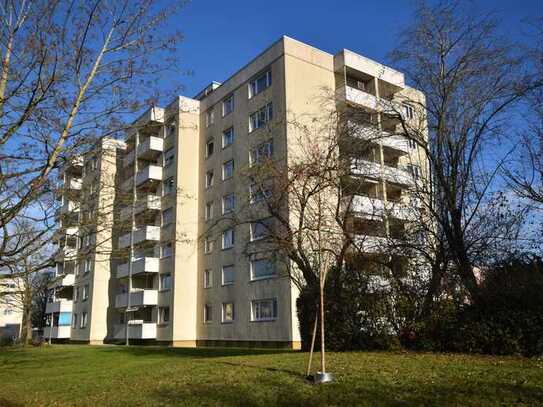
top-left (49, 36), bottom-right (427, 348)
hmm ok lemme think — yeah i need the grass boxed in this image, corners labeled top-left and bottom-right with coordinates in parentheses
top-left (1, 345), bottom-right (542, 406)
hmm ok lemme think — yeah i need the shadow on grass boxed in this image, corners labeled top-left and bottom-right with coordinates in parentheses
top-left (94, 344), bottom-right (294, 359)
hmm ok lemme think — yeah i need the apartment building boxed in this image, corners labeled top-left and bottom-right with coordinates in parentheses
top-left (48, 36), bottom-right (427, 348)
top-left (0, 278), bottom-right (23, 341)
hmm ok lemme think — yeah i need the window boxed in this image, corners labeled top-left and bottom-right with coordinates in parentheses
top-left (249, 184), bottom-right (272, 204)
top-left (205, 171), bottom-right (214, 188)
top-left (222, 160), bottom-right (234, 180)
top-left (205, 202), bottom-right (214, 221)
top-left (74, 286), bottom-right (80, 302)
top-left (222, 193), bottom-right (235, 214)
top-left (166, 120), bottom-right (176, 138)
top-left (403, 104), bottom-right (414, 120)
top-left (205, 109), bottom-right (215, 127)
top-left (222, 94), bottom-right (234, 116)
top-left (407, 139), bottom-right (417, 150)
top-left (204, 269), bottom-right (213, 288)
top-left (250, 140), bottom-right (273, 166)
top-left (407, 164), bottom-right (421, 180)
top-left (204, 237), bottom-right (214, 254)
top-left (163, 177), bottom-right (174, 195)
top-left (249, 103), bottom-right (273, 132)
top-left (84, 258), bottom-right (92, 274)
top-left (222, 303), bottom-right (234, 323)
top-left (162, 207), bottom-right (174, 226)
top-left (251, 299), bottom-right (277, 321)
top-left (80, 312), bottom-right (88, 328)
top-left (250, 219), bottom-right (272, 241)
top-left (222, 127), bottom-right (234, 148)
top-left (71, 314), bottom-right (78, 329)
top-left (164, 147), bottom-right (175, 167)
top-left (206, 139), bottom-right (214, 158)
top-left (222, 265), bottom-right (235, 285)
top-left (161, 242), bottom-right (173, 258)
top-left (160, 273), bottom-right (172, 291)
top-left (82, 284), bottom-right (89, 300)
top-left (222, 228), bottom-right (234, 249)
top-left (250, 258), bottom-right (275, 280)
top-left (248, 70), bottom-right (272, 98)
top-left (159, 307), bottom-right (170, 324)
top-left (204, 304), bottom-right (213, 323)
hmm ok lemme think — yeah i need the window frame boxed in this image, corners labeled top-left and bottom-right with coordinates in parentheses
top-left (250, 258), bottom-right (276, 281)
top-left (159, 273), bottom-right (172, 291)
top-left (222, 94), bottom-right (234, 117)
top-left (222, 160), bottom-right (234, 180)
top-left (222, 193), bottom-right (235, 215)
top-left (251, 298), bottom-right (278, 322)
top-left (221, 228), bottom-right (234, 250)
top-left (205, 170), bottom-right (214, 188)
top-left (222, 127), bottom-right (234, 148)
top-left (248, 70), bottom-right (272, 99)
top-left (221, 265), bottom-right (235, 286)
top-left (222, 302), bottom-right (234, 323)
top-left (204, 304), bottom-right (213, 323)
top-left (158, 306), bottom-right (170, 324)
top-left (203, 269), bottom-right (213, 288)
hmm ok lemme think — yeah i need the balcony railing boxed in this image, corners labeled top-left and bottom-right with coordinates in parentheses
top-left (136, 165), bottom-right (163, 188)
top-left (137, 136), bottom-right (164, 160)
top-left (347, 195), bottom-right (414, 221)
top-left (43, 325), bottom-right (72, 339)
top-left (48, 273), bottom-right (75, 289)
top-left (117, 257), bottom-right (159, 279)
top-left (45, 299), bottom-right (73, 314)
top-left (347, 122), bottom-right (410, 155)
top-left (350, 159), bottom-right (413, 187)
top-left (120, 195), bottom-right (161, 221)
top-left (113, 322), bottom-right (157, 339)
top-left (352, 235), bottom-right (397, 254)
top-left (118, 225), bottom-right (160, 249)
top-left (114, 290), bottom-right (158, 308)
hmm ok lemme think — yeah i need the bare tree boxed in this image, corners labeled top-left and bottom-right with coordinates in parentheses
top-left (388, 0), bottom-right (536, 305)
top-left (0, 0), bottom-right (186, 266)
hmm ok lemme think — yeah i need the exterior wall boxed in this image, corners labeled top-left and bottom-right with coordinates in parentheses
top-left (0, 278), bottom-right (23, 339)
top-left (50, 35), bottom-right (428, 348)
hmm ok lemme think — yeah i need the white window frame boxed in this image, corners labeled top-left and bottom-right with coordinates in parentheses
top-left (249, 184), bottom-right (271, 204)
top-left (222, 193), bottom-right (235, 215)
top-left (250, 140), bottom-right (273, 166)
top-left (204, 304), bottom-right (212, 323)
top-left (249, 103), bottom-right (273, 133)
top-left (204, 237), bottom-right (214, 254)
top-left (222, 302), bottom-right (234, 323)
top-left (222, 127), bottom-right (234, 148)
top-left (250, 219), bottom-right (271, 242)
top-left (221, 265), bottom-right (235, 285)
top-left (71, 313), bottom-right (78, 329)
top-left (160, 273), bottom-right (172, 291)
top-left (158, 306), bottom-right (170, 324)
top-left (205, 202), bottom-right (214, 221)
top-left (248, 70), bottom-right (272, 98)
top-left (250, 258), bottom-right (276, 281)
top-left (205, 109), bottom-right (215, 127)
top-left (206, 139), bottom-right (214, 158)
top-left (203, 269), bottom-right (213, 288)
top-left (222, 94), bottom-right (234, 116)
top-left (251, 298), bottom-right (278, 322)
top-left (82, 284), bottom-right (89, 300)
top-left (80, 312), bottom-right (88, 328)
top-left (222, 228), bottom-right (234, 249)
top-left (222, 160), bottom-right (234, 180)
top-left (205, 171), bottom-right (214, 188)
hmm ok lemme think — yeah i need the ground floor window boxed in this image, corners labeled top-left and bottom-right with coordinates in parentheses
top-left (251, 299), bottom-right (277, 321)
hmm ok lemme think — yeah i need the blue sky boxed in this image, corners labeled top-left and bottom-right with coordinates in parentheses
top-left (173, 0), bottom-right (542, 97)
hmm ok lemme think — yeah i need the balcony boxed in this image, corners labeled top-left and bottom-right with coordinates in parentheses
top-left (113, 321), bottom-right (157, 340)
top-left (55, 246), bottom-right (77, 262)
top-left (118, 226), bottom-right (161, 249)
top-left (350, 159), bottom-right (413, 187)
top-left (43, 325), bottom-right (71, 339)
top-left (353, 235), bottom-right (395, 254)
top-left (117, 257), bottom-right (159, 279)
top-left (60, 200), bottom-right (79, 215)
top-left (59, 157), bottom-right (83, 178)
top-left (136, 165), bottom-right (163, 188)
top-left (120, 195), bottom-right (161, 221)
top-left (137, 136), bottom-right (164, 160)
top-left (66, 178), bottom-right (82, 191)
top-left (114, 290), bottom-right (158, 308)
top-left (46, 299), bottom-right (73, 314)
top-left (48, 273), bottom-right (75, 289)
top-left (348, 195), bottom-right (413, 221)
top-left (348, 122), bottom-right (410, 155)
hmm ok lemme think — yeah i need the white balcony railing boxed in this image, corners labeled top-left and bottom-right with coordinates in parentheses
top-left (118, 226), bottom-right (160, 249)
top-left (117, 257), bottom-right (159, 279)
top-left (43, 325), bottom-right (72, 339)
top-left (351, 159), bottom-right (413, 187)
top-left (352, 235), bottom-right (395, 254)
top-left (114, 290), bottom-right (158, 308)
top-left (347, 122), bottom-right (410, 155)
top-left (60, 200), bottom-right (79, 215)
top-left (135, 165), bottom-right (163, 187)
top-left (48, 273), bottom-right (75, 289)
top-left (55, 246), bottom-right (77, 262)
top-left (45, 299), bottom-right (73, 314)
top-left (137, 136), bottom-right (164, 159)
top-left (348, 195), bottom-right (414, 221)
top-left (113, 322), bottom-right (157, 340)
top-left (67, 178), bottom-right (82, 190)
top-left (120, 195), bottom-right (161, 221)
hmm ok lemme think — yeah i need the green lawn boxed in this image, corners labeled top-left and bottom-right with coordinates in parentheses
top-left (1, 345), bottom-right (542, 406)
